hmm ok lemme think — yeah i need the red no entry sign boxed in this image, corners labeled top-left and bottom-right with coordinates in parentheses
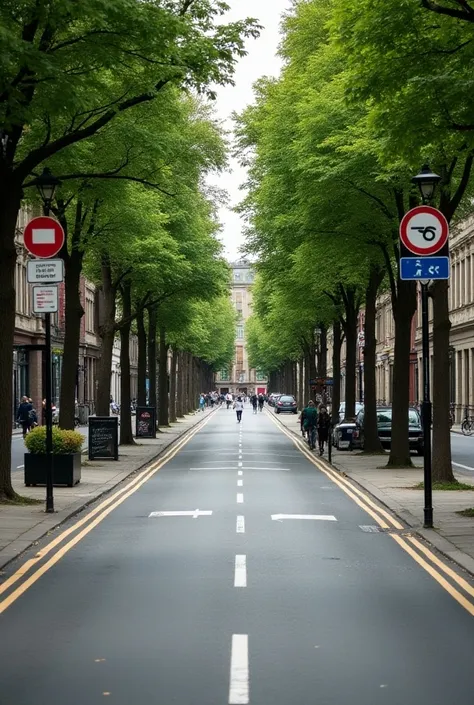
top-left (23, 216), bottom-right (65, 258)
top-left (399, 206), bottom-right (449, 256)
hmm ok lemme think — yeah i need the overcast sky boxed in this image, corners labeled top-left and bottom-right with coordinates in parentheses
top-left (207, 0), bottom-right (291, 262)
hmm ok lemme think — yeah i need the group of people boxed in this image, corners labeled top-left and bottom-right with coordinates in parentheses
top-left (299, 401), bottom-right (331, 455)
top-left (250, 393), bottom-right (265, 414)
top-left (16, 396), bottom-right (39, 438)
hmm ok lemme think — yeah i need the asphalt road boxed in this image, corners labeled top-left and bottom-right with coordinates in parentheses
top-left (2, 406), bottom-right (474, 704)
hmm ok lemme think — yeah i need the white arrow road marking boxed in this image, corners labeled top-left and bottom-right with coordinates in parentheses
top-left (148, 510), bottom-right (213, 519)
top-left (234, 555), bottom-right (247, 587)
top-left (236, 516), bottom-right (245, 533)
top-left (229, 634), bottom-right (249, 704)
top-left (237, 493), bottom-right (244, 504)
top-left (271, 514), bottom-right (337, 522)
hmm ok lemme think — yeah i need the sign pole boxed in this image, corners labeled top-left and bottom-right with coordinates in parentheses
top-left (44, 311), bottom-right (54, 513)
top-left (421, 282), bottom-right (433, 528)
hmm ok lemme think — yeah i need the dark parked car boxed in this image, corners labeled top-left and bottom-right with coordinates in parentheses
top-left (352, 406), bottom-right (424, 456)
top-left (275, 394), bottom-right (297, 414)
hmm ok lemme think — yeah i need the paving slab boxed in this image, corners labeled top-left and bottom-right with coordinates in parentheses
top-left (0, 409), bottom-right (214, 570)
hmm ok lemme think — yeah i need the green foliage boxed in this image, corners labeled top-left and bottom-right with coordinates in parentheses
top-left (25, 427), bottom-right (84, 454)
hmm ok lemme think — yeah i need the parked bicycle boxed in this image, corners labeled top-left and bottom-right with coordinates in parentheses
top-left (462, 407), bottom-right (474, 436)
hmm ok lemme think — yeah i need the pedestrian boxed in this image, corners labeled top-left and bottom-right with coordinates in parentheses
top-left (317, 405), bottom-right (331, 456)
top-left (28, 399), bottom-right (38, 427)
top-left (258, 393), bottom-right (264, 412)
top-left (17, 396), bottom-right (33, 438)
top-left (301, 400), bottom-right (318, 450)
top-left (234, 396), bottom-right (244, 423)
top-left (226, 392), bottom-right (233, 409)
top-left (199, 394), bottom-right (206, 412)
top-left (251, 393), bottom-right (258, 414)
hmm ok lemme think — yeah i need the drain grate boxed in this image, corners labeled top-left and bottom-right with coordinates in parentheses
top-left (359, 525), bottom-right (381, 533)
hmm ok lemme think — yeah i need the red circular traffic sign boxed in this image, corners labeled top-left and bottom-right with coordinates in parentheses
top-left (23, 216), bottom-right (65, 258)
top-left (399, 205), bottom-right (449, 256)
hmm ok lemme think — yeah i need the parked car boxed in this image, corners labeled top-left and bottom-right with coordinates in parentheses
top-left (332, 419), bottom-right (358, 450)
top-left (339, 402), bottom-right (364, 421)
top-left (275, 394), bottom-right (298, 414)
top-left (352, 406), bottom-right (424, 456)
top-left (268, 393), bottom-right (282, 407)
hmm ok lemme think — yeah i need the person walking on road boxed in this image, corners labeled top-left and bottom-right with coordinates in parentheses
top-left (258, 393), bottom-right (264, 412)
top-left (301, 400), bottom-right (318, 450)
top-left (226, 392), bottom-right (233, 409)
top-left (250, 393), bottom-right (258, 414)
top-left (17, 396), bottom-right (33, 438)
top-left (317, 404), bottom-right (331, 456)
top-left (199, 394), bottom-right (206, 412)
top-left (234, 396), bottom-right (244, 423)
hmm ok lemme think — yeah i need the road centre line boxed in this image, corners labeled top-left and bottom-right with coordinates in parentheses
top-left (234, 555), bottom-right (247, 587)
top-left (16, 464), bottom-right (24, 469)
top-left (238, 471), bottom-right (243, 476)
top-left (237, 493), bottom-right (244, 504)
top-left (229, 635), bottom-right (249, 704)
top-left (238, 462), bottom-right (242, 467)
top-left (271, 514), bottom-right (337, 522)
top-left (237, 479), bottom-right (243, 487)
top-left (236, 516), bottom-right (245, 533)
top-left (0, 410), bottom-right (217, 613)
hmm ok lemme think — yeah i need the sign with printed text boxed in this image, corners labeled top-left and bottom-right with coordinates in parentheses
top-left (27, 258), bottom-right (64, 283)
top-left (32, 285), bottom-right (58, 313)
top-left (23, 216), bottom-right (65, 258)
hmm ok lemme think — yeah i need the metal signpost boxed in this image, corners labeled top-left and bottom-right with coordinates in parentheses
top-left (24, 215), bottom-right (65, 513)
top-left (400, 202), bottom-right (449, 528)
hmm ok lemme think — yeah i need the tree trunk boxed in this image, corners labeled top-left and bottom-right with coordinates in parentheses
top-left (362, 267), bottom-right (384, 453)
top-left (59, 247), bottom-right (84, 429)
top-left (158, 327), bottom-right (169, 426)
top-left (387, 280), bottom-right (417, 467)
top-left (169, 347), bottom-right (178, 423)
top-left (319, 324), bottom-right (328, 378)
top-left (332, 321), bottom-right (342, 426)
top-left (119, 282), bottom-right (134, 445)
top-left (298, 358), bottom-right (304, 409)
top-left (147, 306), bottom-right (157, 424)
top-left (0, 186), bottom-right (22, 499)
top-left (432, 280), bottom-right (455, 482)
top-left (96, 261), bottom-right (116, 416)
top-left (177, 350), bottom-right (185, 417)
top-left (136, 308), bottom-right (147, 407)
top-left (341, 288), bottom-right (358, 420)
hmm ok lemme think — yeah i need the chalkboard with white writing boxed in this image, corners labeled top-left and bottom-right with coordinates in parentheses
top-left (88, 416), bottom-right (119, 461)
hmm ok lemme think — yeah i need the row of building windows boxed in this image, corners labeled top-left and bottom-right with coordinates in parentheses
top-left (450, 255), bottom-right (473, 310)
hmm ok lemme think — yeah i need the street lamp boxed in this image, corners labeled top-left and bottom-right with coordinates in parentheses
top-left (412, 164), bottom-right (441, 204)
top-left (34, 167), bottom-right (61, 214)
top-left (412, 164), bottom-right (441, 529)
top-left (32, 166), bottom-right (61, 513)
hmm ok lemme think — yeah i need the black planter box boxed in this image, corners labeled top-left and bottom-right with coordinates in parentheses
top-left (24, 452), bottom-right (81, 487)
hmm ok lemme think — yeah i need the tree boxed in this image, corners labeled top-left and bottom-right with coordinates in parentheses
top-left (0, 0), bottom-right (259, 500)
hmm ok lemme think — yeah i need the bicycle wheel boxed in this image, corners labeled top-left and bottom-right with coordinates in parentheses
top-left (462, 419), bottom-right (473, 436)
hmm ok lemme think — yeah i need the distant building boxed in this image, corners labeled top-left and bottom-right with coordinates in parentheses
top-left (216, 260), bottom-right (267, 396)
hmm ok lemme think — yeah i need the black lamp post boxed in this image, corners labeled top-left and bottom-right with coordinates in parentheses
top-left (33, 166), bottom-right (61, 513)
top-left (412, 164), bottom-right (441, 529)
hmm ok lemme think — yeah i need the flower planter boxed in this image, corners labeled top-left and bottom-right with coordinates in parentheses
top-left (24, 452), bottom-right (81, 487)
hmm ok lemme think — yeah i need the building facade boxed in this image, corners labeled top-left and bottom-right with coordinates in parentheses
top-left (216, 261), bottom-right (267, 396)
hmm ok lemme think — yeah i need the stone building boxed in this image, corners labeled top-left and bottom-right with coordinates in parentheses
top-left (216, 260), bottom-right (267, 396)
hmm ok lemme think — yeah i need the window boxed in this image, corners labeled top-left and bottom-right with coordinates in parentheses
top-left (236, 324), bottom-right (244, 340)
top-left (233, 270), bottom-right (241, 281)
top-left (220, 368), bottom-right (230, 381)
top-left (236, 347), bottom-right (243, 366)
top-left (85, 295), bottom-right (95, 333)
top-left (256, 369), bottom-right (266, 381)
top-left (15, 262), bottom-right (29, 315)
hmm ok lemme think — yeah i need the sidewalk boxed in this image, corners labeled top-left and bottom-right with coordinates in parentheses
top-left (0, 409), bottom-right (213, 570)
top-left (272, 411), bottom-right (474, 575)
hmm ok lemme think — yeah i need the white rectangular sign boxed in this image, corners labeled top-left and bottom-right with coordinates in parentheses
top-left (32, 285), bottom-right (58, 313)
top-left (32, 228), bottom-right (56, 244)
top-left (27, 259), bottom-right (64, 283)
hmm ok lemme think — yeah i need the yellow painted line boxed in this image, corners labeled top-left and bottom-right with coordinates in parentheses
top-left (407, 536), bottom-right (474, 599)
top-left (266, 413), bottom-right (390, 529)
top-left (391, 535), bottom-right (474, 617)
top-left (0, 412), bottom-right (216, 609)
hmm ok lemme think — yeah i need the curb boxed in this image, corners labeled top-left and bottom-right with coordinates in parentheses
top-left (269, 410), bottom-right (474, 578)
top-left (0, 408), bottom-right (216, 571)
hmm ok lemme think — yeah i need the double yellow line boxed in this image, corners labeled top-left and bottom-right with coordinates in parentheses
top-left (267, 411), bottom-right (474, 617)
top-left (0, 411), bottom-right (216, 615)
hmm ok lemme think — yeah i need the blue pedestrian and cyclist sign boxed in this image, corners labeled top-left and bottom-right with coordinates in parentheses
top-left (399, 205), bottom-right (450, 281)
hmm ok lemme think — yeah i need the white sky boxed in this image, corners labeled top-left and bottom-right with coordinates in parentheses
top-left (207, 0), bottom-right (291, 262)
